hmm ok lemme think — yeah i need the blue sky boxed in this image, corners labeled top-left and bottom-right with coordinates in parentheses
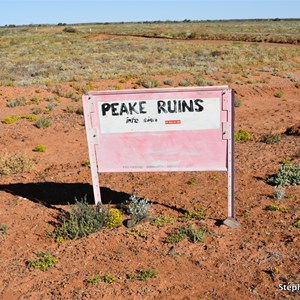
top-left (0, 0), bottom-right (299, 26)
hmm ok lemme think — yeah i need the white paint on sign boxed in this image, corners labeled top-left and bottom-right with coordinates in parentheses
top-left (98, 98), bottom-right (220, 133)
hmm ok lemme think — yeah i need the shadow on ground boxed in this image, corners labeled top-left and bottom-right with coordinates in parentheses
top-left (0, 182), bottom-right (130, 207)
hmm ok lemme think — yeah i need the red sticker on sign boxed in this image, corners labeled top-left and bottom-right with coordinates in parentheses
top-left (165, 120), bottom-right (181, 125)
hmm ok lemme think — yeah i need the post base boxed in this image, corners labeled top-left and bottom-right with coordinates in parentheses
top-left (224, 217), bottom-right (240, 228)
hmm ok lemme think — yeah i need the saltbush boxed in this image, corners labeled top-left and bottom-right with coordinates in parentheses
top-left (128, 195), bottom-right (151, 223)
top-left (267, 164), bottom-right (300, 186)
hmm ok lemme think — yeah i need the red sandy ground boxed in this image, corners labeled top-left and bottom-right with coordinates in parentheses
top-left (0, 57), bottom-right (299, 299)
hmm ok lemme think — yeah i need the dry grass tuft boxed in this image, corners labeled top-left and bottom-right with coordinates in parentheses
top-left (0, 152), bottom-right (34, 175)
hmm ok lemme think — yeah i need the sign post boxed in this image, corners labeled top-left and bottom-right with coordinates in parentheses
top-left (83, 86), bottom-right (240, 227)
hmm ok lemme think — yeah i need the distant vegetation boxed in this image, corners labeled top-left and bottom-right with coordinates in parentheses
top-left (0, 20), bottom-right (299, 86)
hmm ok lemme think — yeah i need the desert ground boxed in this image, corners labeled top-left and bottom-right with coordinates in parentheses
top-left (0, 21), bottom-right (299, 299)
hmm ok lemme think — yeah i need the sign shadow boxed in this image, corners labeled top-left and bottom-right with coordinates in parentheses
top-left (0, 182), bottom-right (131, 209)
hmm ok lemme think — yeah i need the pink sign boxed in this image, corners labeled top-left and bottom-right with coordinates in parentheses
top-left (83, 86), bottom-right (239, 227)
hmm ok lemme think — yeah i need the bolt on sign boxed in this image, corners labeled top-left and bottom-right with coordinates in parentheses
top-left (83, 86), bottom-right (239, 227)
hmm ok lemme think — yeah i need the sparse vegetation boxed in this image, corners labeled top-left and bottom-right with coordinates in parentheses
top-left (266, 203), bottom-right (289, 213)
top-left (293, 220), bottom-right (300, 228)
top-left (164, 224), bottom-right (206, 243)
top-left (261, 132), bottom-right (281, 144)
top-left (127, 195), bottom-right (151, 226)
top-left (234, 129), bottom-right (251, 142)
top-left (127, 227), bottom-right (148, 239)
top-left (187, 177), bottom-right (199, 185)
top-left (33, 144), bottom-right (46, 152)
top-left (179, 206), bottom-right (207, 222)
top-left (0, 152), bottom-right (33, 175)
top-left (6, 97), bottom-right (26, 107)
top-left (54, 199), bottom-right (107, 240)
top-left (0, 224), bottom-right (7, 235)
top-left (106, 208), bottom-right (123, 229)
top-left (274, 91), bottom-right (284, 98)
top-left (128, 268), bottom-right (157, 281)
top-left (53, 199), bottom-right (123, 240)
top-left (1, 115), bottom-right (20, 124)
top-left (267, 164), bottom-right (300, 186)
top-left (273, 186), bottom-right (285, 200)
top-left (27, 253), bottom-right (58, 271)
top-left (86, 274), bottom-right (116, 284)
top-left (63, 26), bottom-right (77, 33)
top-left (164, 230), bottom-right (187, 244)
top-left (150, 215), bottom-right (176, 227)
top-left (35, 118), bottom-right (51, 128)
top-left (163, 78), bottom-right (173, 86)
top-left (182, 224), bottom-right (206, 243)
top-left (234, 98), bottom-right (242, 107)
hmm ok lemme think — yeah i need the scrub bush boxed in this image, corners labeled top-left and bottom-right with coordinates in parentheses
top-left (261, 132), bottom-right (281, 144)
top-left (27, 253), bottom-right (58, 271)
top-left (35, 118), bottom-right (51, 128)
top-left (33, 144), bottom-right (46, 152)
top-left (128, 195), bottom-right (151, 224)
top-left (267, 164), bottom-right (300, 186)
top-left (0, 152), bottom-right (33, 175)
top-left (234, 129), bottom-right (251, 142)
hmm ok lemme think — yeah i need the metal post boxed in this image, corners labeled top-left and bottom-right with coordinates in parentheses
top-left (83, 95), bottom-right (102, 205)
top-left (224, 90), bottom-right (240, 228)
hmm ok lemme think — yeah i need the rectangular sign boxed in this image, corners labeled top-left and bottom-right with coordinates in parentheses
top-left (84, 87), bottom-right (229, 173)
top-left (83, 86), bottom-right (238, 226)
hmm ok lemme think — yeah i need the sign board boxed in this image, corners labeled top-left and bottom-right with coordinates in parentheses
top-left (83, 86), bottom-right (238, 226)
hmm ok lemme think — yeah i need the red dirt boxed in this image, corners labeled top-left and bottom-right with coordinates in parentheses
top-left (0, 69), bottom-right (299, 299)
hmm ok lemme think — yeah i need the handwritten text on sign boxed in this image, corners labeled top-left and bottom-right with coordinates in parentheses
top-left (99, 98), bottom-right (220, 133)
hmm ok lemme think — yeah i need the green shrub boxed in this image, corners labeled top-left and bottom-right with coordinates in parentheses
top-left (86, 274), bottom-right (116, 284)
top-left (35, 118), bottom-right (51, 128)
top-left (128, 268), bottom-right (157, 281)
top-left (150, 215), bottom-right (176, 227)
top-left (179, 206), bottom-right (207, 222)
top-left (293, 220), bottom-right (300, 228)
top-left (21, 114), bottom-right (37, 122)
top-left (267, 164), bottom-right (300, 186)
top-left (234, 98), bottom-right (242, 107)
top-left (7, 97), bottom-right (26, 107)
top-left (187, 177), bottom-right (198, 185)
top-left (266, 203), bottom-right (288, 213)
top-left (163, 78), bottom-right (173, 86)
top-left (1, 115), bottom-right (20, 124)
top-left (31, 107), bottom-right (42, 115)
top-left (64, 106), bottom-right (75, 113)
top-left (27, 253), bottom-right (58, 271)
top-left (63, 26), bottom-right (77, 33)
top-left (76, 106), bottom-right (84, 115)
top-left (139, 80), bottom-right (158, 88)
top-left (261, 132), bottom-right (281, 144)
top-left (53, 199), bottom-right (120, 240)
top-left (178, 79), bottom-right (190, 87)
top-left (164, 231), bottom-right (186, 244)
top-left (0, 152), bottom-right (33, 175)
top-left (86, 276), bottom-right (102, 285)
top-left (106, 208), bottom-right (123, 229)
top-left (33, 144), bottom-right (46, 152)
top-left (182, 224), bottom-right (206, 243)
top-left (0, 224), bottom-right (7, 235)
top-left (234, 129), bottom-right (251, 142)
top-left (194, 77), bottom-right (206, 86)
top-left (127, 195), bottom-right (151, 224)
top-left (274, 91), bottom-right (283, 98)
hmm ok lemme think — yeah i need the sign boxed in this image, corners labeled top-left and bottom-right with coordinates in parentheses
top-left (83, 86), bottom-right (239, 227)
